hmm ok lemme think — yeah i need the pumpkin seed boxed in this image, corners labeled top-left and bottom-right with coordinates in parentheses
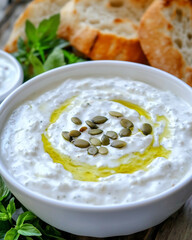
top-left (71, 117), bottom-right (82, 125)
top-left (87, 146), bottom-right (98, 155)
top-left (85, 120), bottom-right (98, 129)
top-left (120, 119), bottom-right (134, 129)
top-left (109, 111), bottom-right (123, 118)
top-left (99, 147), bottom-right (108, 155)
top-left (69, 130), bottom-right (81, 137)
top-left (62, 131), bottom-right (72, 142)
top-left (90, 137), bottom-right (101, 146)
top-left (141, 123), bottom-right (152, 135)
top-left (79, 126), bottom-right (87, 132)
top-left (88, 129), bottom-right (103, 135)
top-left (92, 116), bottom-right (108, 124)
top-left (101, 135), bottom-right (110, 145)
top-left (111, 140), bottom-right (127, 148)
top-left (73, 139), bottom-right (90, 148)
top-left (106, 131), bottom-right (118, 140)
top-left (119, 128), bottom-right (131, 137)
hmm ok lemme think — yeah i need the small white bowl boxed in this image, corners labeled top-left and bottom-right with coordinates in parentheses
top-left (0, 50), bottom-right (23, 102)
top-left (0, 61), bottom-right (192, 237)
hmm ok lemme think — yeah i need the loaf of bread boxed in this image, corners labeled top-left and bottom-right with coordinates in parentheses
top-left (139, 0), bottom-right (192, 86)
top-left (58, 0), bottom-right (154, 63)
top-left (4, 0), bottom-right (69, 53)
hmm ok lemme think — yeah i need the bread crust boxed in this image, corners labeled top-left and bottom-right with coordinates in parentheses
top-left (58, 0), bottom-right (153, 63)
top-left (4, 0), bottom-right (69, 53)
top-left (139, 0), bottom-right (192, 86)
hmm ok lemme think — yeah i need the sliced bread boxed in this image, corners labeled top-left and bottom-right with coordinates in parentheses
top-left (139, 0), bottom-right (192, 86)
top-left (58, 0), bottom-right (154, 63)
top-left (4, 0), bottom-right (69, 53)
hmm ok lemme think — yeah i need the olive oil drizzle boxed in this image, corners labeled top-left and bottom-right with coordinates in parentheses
top-left (50, 97), bottom-right (75, 123)
top-left (42, 98), bottom-right (171, 182)
top-left (112, 99), bottom-right (151, 120)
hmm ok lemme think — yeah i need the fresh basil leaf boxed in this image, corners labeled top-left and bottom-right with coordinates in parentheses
top-left (13, 37), bottom-right (28, 62)
top-left (39, 39), bottom-right (69, 53)
top-left (0, 212), bottom-right (9, 221)
top-left (17, 37), bottom-right (26, 52)
top-left (45, 225), bottom-right (62, 236)
top-left (44, 48), bottom-right (65, 71)
top-left (18, 223), bottom-right (41, 236)
top-left (63, 50), bottom-right (86, 64)
top-left (37, 14), bottom-right (60, 42)
top-left (4, 228), bottom-right (19, 240)
top-left (32, 220), bottom-right (66, 240)
top-left (37, 18), bottom-right (51, 40)
top-left (28, 54), bottom-right (45, 76)
top-left (25, 20), bottom-right (38, 45)
top-left (38, 47), bottom-right (46, 63)
top-left (13, 51), bottom-right (27, 61)
top-left (6, 198), bottom-right (16, 219)
top-left (0, 177), bottom-right (9, 201)
top-left (0, 202), bottom-right (6, 213)
top-left (54, 39), bottom-right (70, 49)
top-left (0, 221), bottom-right (11, 239)
top-left (43, 225), bottom-right (65, 239)
top-left (13, 12), bottom-right (87, 84)
top-left (16, 211), bottom-right (36, 228)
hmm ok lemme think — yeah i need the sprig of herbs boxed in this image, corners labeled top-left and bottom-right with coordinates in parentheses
top-left (13, 13), bottom-right (86, 81)
top-left (0, 176), bottom-right (67, 240)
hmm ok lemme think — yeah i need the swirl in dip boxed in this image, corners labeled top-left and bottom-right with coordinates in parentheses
top-left (1, 77), bottom-right (192, 205)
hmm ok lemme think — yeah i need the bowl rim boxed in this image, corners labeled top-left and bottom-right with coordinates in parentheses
top-left (1, 60), bottom-right (192, 211)
top-left (0, 50), bottom-right (23, 102)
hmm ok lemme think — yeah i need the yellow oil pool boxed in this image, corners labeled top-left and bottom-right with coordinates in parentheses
top-left (42, 98), bottom-right (171, 182)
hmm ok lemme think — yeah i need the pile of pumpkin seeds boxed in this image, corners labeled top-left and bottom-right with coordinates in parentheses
top-left (61, 111), bottom-right (152, 156)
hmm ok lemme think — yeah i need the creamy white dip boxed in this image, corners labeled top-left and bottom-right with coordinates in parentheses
top-left (0, 57), bottom-right (16, 96)
top-left (1, 77), bottom-right (192, 205)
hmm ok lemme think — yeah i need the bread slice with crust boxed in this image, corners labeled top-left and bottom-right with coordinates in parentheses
top-left (58, 0), bottom-right (154, 63)
top-left (139, 0), bottom-right (192, 86)
top-left (4, 0), bottom-right (69, 53)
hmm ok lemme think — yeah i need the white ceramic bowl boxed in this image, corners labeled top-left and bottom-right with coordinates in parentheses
top-left (0, 50), bottom-right (23, 102)
top-left (0, 61), bottom-right (192, 237)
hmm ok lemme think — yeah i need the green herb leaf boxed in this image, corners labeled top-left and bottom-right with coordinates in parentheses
top-left (63, 50), bottom-right (86, 64)
top-left (0, 202), bottom-right (6, 213)
top-left (0, 212), bottom-right (9, 221)
top-left (43, 225), bottom-right (65, 239)
top-left (44, 47), bottom-right (65, 71)
top-left (4, 228), bottom-right (19, 240)
top-left (28, 54), bottom-right (45, 76)
top-left (25, 20), bottom-right (38, 45)
top-left (17, 37), bottom-right (26, 52)
top-left (13, 13), bottom-right (86, 81)
top-left (55, 39), bottom-right (70, 49)
top-left (39, 39), bottom-right (70, 52)
top-left (37, 14), bottom-right (60, 42)
top-left (18, 223), bottom-right (41, 236)
top-left (0, 177), bottom-right (9, 201)
top-left (6, 198), bottom-right (16, 220)
top-left (16, 211), bottom-right (36, 228)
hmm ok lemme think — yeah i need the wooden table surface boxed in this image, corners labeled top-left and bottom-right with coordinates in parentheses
top-left (0, 1), bottom-right (192, 240)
